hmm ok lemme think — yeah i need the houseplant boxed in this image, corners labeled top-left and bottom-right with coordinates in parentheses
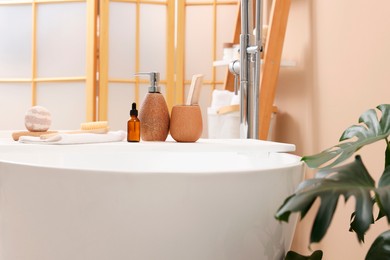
top-left (275, 104), bottom-right (390, 259)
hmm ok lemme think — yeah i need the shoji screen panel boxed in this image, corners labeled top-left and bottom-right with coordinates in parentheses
top-left (0, 0), bottom-right (97, 130)
top-left (0, 3), bottom-right (32, 130)
top-left (99, 0), bottom-right (174, 131)
top-left (36, 2), bottom-right (87, 129)
top-left (177, 0), bottom-right (238, 136)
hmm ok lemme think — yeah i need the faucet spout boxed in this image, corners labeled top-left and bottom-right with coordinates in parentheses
top-left (233, 0), bottom-right (262, 139)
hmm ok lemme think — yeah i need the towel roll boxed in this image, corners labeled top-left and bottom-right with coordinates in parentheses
top-left (18, 131), bottom-right (126, 145)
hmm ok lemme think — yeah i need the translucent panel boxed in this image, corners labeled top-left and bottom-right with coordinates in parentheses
top-left (36, 3), bottom-right (86, 78)
top-left (139, 0), bottom-right (166, 2)
top-left (216, 5), bottom-right (237, 80)
top-left (139, 5), bottom-right (166, 79)
top-left (36, 82), bottom-right (86, 130)
top-left (185, 6), bottom-right (213, 80)
top-left (0, 5), bottom-right (32, 78)
top-left (0, 83), bottom-right (31, 130)
top-left (138, 84), bottom-right (148, 104)
top-left (107, 83), bottom-right (136, 131)
top-left (187, 0), bottom-right (211, 3)
top-left (0, 0), bottom-right (32, 3)
top-left (108, 2), bottom-right (136, 79)
top-left (107, 82), bottom-right (168, 131)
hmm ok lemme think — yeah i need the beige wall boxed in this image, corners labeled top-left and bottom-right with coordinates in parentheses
top-left (274, 0), bottom-right (390, 259)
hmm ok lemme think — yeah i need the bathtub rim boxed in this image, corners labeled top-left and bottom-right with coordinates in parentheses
top-left (0, 136), bottom-right (304, 175)
top-left (0, 151), bottom-right (304, 175)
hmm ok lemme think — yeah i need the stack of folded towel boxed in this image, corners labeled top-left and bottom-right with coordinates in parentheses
top-left (19, 130), bottom-right (126, 145)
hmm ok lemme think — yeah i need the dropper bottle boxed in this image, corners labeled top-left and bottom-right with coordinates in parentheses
top-left (127, 102), bottom-right (140, 142)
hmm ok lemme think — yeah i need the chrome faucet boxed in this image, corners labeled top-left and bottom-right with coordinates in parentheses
top-left (229, 0), bottom-right (263, 139)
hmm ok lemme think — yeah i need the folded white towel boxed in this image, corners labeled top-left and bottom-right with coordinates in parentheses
top-left (210, 90), bottom-right (233, 109)
top-left (19, 131), bottom-right (126, 145)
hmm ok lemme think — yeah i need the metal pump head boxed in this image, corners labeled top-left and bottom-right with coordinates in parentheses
top-left (134, 72), bottom-right (161, 93)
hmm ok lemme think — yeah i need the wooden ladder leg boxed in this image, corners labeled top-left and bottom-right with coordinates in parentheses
top-left (258, 0), bottom-right (291, 140)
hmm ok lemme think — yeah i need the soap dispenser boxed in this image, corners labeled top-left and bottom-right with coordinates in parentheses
top-left (135, 72), bottom-right (170, 141)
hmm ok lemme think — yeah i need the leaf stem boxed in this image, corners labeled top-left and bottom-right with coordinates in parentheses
top-left (385, 138), bottom-right (390, 169)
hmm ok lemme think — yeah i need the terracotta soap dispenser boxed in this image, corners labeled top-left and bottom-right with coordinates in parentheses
top-left (135, 72), bottom-right (170, 141)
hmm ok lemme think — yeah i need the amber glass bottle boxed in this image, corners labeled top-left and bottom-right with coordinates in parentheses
top-left (127, 102), bottom-right (140, 142)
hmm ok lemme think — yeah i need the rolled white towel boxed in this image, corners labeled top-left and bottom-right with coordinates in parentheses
top-left (210, 90), bottom-right (233, 109)
top-left (19, 130), bottom-right (126, 145)
top-left (230, 90), bottom-right (240, 105)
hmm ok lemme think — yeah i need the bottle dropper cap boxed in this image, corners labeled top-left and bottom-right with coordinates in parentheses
top-left (130, 102), bottom-right (138, 116)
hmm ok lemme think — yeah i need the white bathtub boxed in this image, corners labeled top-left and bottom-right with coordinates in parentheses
top-left (0, 133), bottom-right (304, 260)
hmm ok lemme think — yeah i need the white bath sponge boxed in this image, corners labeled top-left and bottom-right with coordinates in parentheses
top-left (24, 106), bottom-right (52, 132)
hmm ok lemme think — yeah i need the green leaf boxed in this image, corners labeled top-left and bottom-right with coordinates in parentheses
top-left (303, 104), bottom-right (390, 169)
top-left (375, 165), bottom-right (390, 223)
top-left (365, 230), bottom-right (390, 260)
top-left (285, 250), bottom-right (323, 260)
top-left (385, 141), bottom-right (390, 170)
top-left (349, 210), bottom-right (374, 242)
top-left (378, 104), bottom-right (390, 135)
top-left (275, 156), bottom-right (375, 243)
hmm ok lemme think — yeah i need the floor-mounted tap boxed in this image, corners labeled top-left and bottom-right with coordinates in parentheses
top-left (229, 0), bottom-right (263, 139)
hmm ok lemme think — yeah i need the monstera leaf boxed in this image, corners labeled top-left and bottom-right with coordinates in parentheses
top-left (349, 164), bottom-right (390, 237)
top-left (375, 165), bottom-right (390, 222)
top-left (275, 156), bottom-right (375, 243)
top-left (285, 250), bottom-right (323, 260)
top-left (303, 104), bottom-right (390, 169)
top-left (366, 230), bottom-right (390, 260)
top-left (279, 104), bottom-right (390, 259)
